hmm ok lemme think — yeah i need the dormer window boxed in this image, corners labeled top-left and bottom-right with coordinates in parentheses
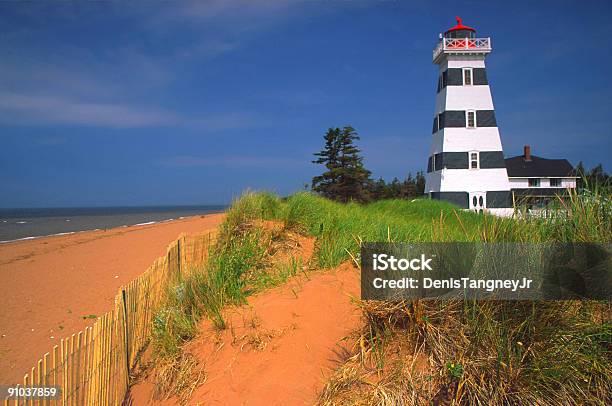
top-left (466, 110), bottom-right (476, 128)
top-left (463, 68), bottom-right (473, 86)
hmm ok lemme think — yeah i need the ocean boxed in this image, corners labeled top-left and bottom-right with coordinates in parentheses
top-left (0, 205), bottom-right (227, 243)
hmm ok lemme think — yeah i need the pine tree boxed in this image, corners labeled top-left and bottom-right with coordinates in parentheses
top-left (311, 128), bottom-right (341, 199)
top-left (335, 126), bottom-right (372, 202)
top-left (371, 177), bottom-right (387, 200)
top-left (402, 174), bottom-right (417, 198)
top-left (312, 126), bottom-right (371, 202)
top-left (574, 161), bottom-right (610, 191)
top-left (388, 177), bottom-right (402, 198)
top-left (415, 171), bottom-right (426, 195)
top-left (575, 161), bottom-right (586, 178)
top-left (312, 126), bottom-right (431, 202)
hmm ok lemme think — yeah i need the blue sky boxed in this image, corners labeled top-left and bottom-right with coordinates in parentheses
top-left (1, 0), bottom-right (610, 207)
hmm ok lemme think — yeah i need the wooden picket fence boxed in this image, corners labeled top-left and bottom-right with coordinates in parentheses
top-left (3, 231), bottom-right (217, 406)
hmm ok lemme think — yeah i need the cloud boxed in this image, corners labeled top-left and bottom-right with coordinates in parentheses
top-left (143, 0), bottom-right (305, 58)
top-left (0, 1), bottom-right (309, 131)
top-left (188, 112), bottom-right (269, 131)
top-left (160, 155), bottom-right (305, 168)
top-left (0, 92), bottom-right (268, 130)
top-left (0, 40), bottom-right (180, 128)
top-left (0, 92), bottom-right (180, 128)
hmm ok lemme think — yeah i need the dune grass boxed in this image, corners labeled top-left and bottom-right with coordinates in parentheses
top-left (148, 190), bottom-right (611, 404)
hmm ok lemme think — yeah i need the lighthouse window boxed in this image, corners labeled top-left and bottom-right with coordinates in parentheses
top-left (463, 68), bottom-right (473, 85)
top-left (470, 151), bottom-right (479, 169)
top-left (466, 110), bottom-right (476, 128)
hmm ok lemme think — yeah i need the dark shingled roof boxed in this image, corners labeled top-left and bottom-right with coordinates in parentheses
top-left (505, 155), bottom-right (575, 178)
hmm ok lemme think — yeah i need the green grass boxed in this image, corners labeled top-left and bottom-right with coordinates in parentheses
top-left (250, 256), bottom-right (302, 293)
top-left (152, 209), bottom-right (270, 359)
top-left (149, 194), bottom-right (278, 399)
top-left (146, 191), bottom-right (509, 356)
top-left (273, 192), bottom-right (492, 268)
top-left (148, 189), bottom-right (611, 404)
top-left (275, 190), bottom-right (610, 268)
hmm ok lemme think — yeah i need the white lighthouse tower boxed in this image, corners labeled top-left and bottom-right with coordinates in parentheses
top-left (425, 17), bottom-right (512, 216)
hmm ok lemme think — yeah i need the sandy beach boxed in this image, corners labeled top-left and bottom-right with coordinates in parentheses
top-left (0, 213), bottom-right (225, 384)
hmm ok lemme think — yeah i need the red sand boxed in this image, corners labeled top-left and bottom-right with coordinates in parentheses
top-left (129, 262), bottom-right (361, 405)
top-left (0, 213), bottom-right (225, 384)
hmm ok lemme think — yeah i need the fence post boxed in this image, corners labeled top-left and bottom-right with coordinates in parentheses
top-left (121, 289), bottom-right (131, 386)
top-left (177, 237), bottom-right (182, 276)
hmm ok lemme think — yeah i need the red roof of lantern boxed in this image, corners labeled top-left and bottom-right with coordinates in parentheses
top-left (444, 16), bottom-right (475, 34)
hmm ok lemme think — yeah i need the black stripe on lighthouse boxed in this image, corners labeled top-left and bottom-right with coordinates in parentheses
top-left (430, 191), bottom-right (512, 209)
top-left (486, 191), bottom-right (512, 208)
top-left (476, 110), bottom-right (497, 127)
top-left (432, 110), bottom-right (498, 133)
top-left (436, 68), bottom-right (488, 93)
top-left (427, 151), bottom-right (506, 172)
top-left (472, 68), bottom-right (488, 85)
top-left (479, 151), bottom-right (506, 168)
top-left (430, 192), bottom-right (469, 208)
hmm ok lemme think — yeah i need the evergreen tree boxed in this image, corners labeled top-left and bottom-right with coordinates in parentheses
top-left (370, 177), bottom-right (387, 200)
top-left (574, 161), bottom-right (610, 191)
top-left (312, 125), bottom-right (432, 202)
top-left (312, 126), bottom-right (371, 202)
top-left (415, 171), bottom-right (426, 195)
top-left (588, 164), bottom-right (608, 185)
top-left (401, 174), bottom-right (417, 198)
top-left (311, 128), bottom-right (341, 199)
top-left (334, 126), bottom-right (372, 202)
top-left (388, 177), bottom-right (402, 198)
top-left (575, 161), bottom-right (586, 178)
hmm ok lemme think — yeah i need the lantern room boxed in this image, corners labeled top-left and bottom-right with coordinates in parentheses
top-left (443, 16), bottom-right (476, 39)
top-left (433, 17), bottom-right (491, 64)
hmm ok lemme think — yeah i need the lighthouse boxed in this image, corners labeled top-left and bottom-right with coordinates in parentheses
top-left (425, 17), bottom-right (513, 216)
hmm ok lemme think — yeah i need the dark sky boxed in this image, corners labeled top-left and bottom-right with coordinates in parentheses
top-left (1, 0), bottom-right (610, 207)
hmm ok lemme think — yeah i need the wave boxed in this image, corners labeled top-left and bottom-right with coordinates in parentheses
top-left (0, 231), bottom-right (76, 244)
top-left (134, 221), bottom-right (157, 226)
top-left (0, 211), bottom-right (219, 244)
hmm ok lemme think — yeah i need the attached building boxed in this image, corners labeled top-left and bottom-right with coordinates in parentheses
top-left (505, 145), bottom-right (577, 209)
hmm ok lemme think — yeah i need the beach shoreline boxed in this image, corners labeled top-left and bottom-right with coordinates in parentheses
top-left (0, 205), bottom-right (226, 243)
top-left (0, 212), bottom-right (225, 384)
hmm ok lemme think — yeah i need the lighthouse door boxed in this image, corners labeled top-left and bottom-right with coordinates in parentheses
top-left (470, 192), bottom-right (486, 213)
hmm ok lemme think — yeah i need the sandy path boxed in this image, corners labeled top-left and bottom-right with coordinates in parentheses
top-left (130, 262), bottom-right (361, 405)
top-left (0, 213), bottom-right (225, 384)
